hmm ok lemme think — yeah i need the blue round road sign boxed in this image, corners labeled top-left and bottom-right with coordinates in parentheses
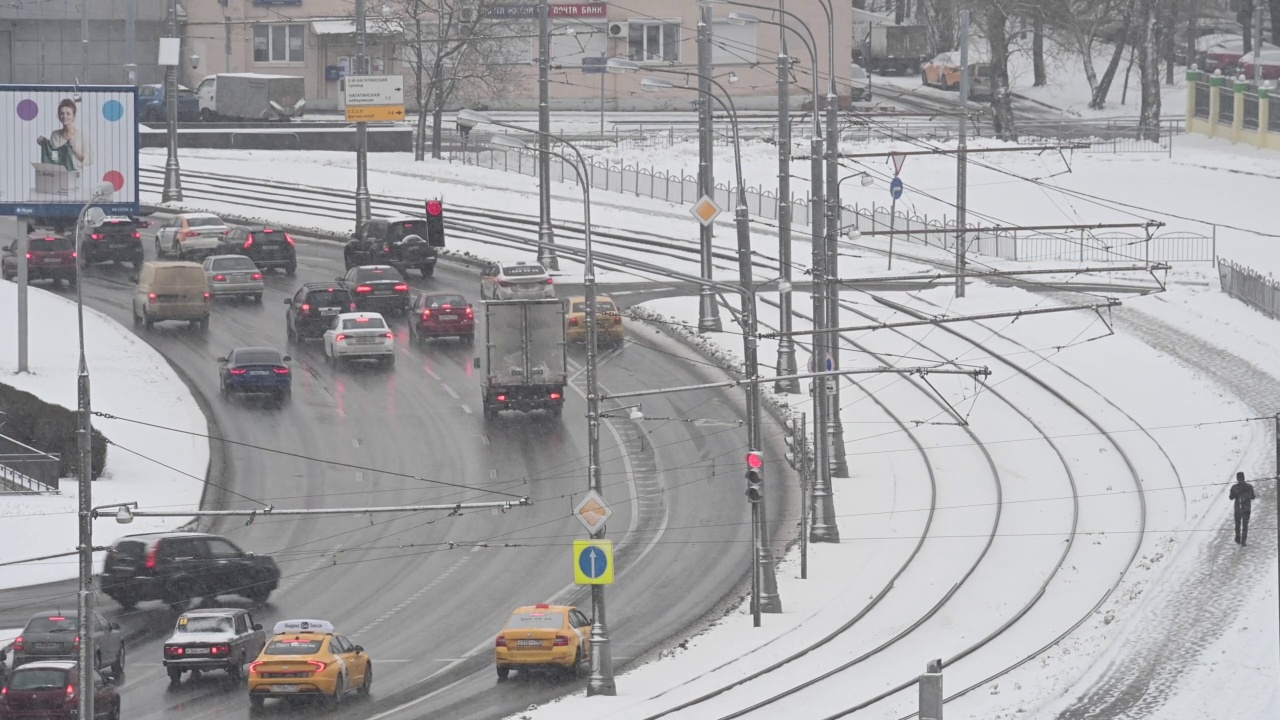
top-left (579, 545), bottom-right (609, 579)
top-left (890, 176), bottom-right (904, 200)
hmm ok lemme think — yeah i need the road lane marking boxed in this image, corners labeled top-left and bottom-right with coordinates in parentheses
top-left (351, 438), bottom-right (361, 448)
top-left (357, 556), bottom-right (471, 636)
top-left (460, 404), bottom-right (472, 415)
top-left (422, 365), bottom-right (441, 381)
top-left (480, 435), bottom-right (490, 445)
top-left (441, 383), bottom-right (460, 399)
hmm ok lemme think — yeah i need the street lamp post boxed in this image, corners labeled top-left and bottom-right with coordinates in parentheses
top-left (457, 110), bottom-right (614, 694)
top-left (74, 182), bottom-right (115, 720)
top-left (162, 0), bottom-right (182, 202)
top-left (354, 0), bottom-right (372, 230)
top-left (536, 0), bottom-right (559, 270)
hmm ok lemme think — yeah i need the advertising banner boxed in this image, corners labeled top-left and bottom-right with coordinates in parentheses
top-left (0, 85), bottom-right (140, 217)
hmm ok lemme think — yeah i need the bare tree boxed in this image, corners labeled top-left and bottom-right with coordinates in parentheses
top-left (1032, 12), bottom-right (1047, 86)
top-left (1046, 0), bottom-right (1135, 109)
top-left (1271, 0), bottom-right (1280, 46)
top-left (980, 1), bottom-right (1016, 137)
top-left (1136, 0), bottom-right (1162, 140)
top-left (1239, 0), bottom-right (1256, 54)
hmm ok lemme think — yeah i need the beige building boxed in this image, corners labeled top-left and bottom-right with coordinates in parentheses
top-left (181, 1), bottom-right (852, 112)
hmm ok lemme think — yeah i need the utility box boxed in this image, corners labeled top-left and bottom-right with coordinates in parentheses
top-left (919, 658), bottom-right (944, 720)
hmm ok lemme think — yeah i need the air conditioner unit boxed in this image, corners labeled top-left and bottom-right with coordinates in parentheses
top-left (607, 22), bottom-right (628, 39)
top-left (459, 7), bottom-right (478, 24)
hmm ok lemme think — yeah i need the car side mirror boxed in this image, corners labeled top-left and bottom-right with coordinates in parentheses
top-left (111, 622), bottom-right (120, 631)
top-left (283, 298), bottom-right (292, 305)
top-left (104, 676), bottom-right (116, 686)
top-left (128, 275), bottom-right (138, 283)
top-left (216, 356), bottom-right (227, 363)
top-left (282, 355), bottom-right (292, 362)
top-left (354, 645), bottom-right (363, 654)
top-left (335, 276), bottom-right (345, 282)
top-left (472, 357), bottom-right (480, 369)
top-left (253, 623), bottom-right (263, 631)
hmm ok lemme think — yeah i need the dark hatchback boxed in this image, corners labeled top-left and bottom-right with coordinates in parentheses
top-left (10, 612), bottom-right (125, 676)
top-left (409, 292), bottom-right (474, 345)
top-left (339, 265), bottom-right (411, 316)
top-left (285, 283), bottom-right (357, 340)
top-left (98, 532), bottom-right (280, 610)
top-left (1, 661), bottom-right (120, 720)
top-left (218, 347), bottom-right (292, 404)
top-left (2, 234), bottom-right (78, 287)
top-left (220, 225), bottom-right (297, 275)
top-left (81, 216), bottom-right (145, 267)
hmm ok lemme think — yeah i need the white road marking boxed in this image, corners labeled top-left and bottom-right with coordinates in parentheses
top-left (356, 556), bottom-right (471, 636)
top-left (441, 383), bottom-right (460, 400)
top-left (460, 404), bottom-right (472, 415)
top-left (422, 365), bottom-right (441, 381)
top-left (480, 435), bottom-right (490, 445)
top-left (489, 469), bottom-right (498, 480)
top-left (355, 471), bottom-right (364, 483)
top-left (351, 438), bottom-right (361, 448)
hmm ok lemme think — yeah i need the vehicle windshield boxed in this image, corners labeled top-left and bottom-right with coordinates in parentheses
top-left (234, 350), bottom-right (282, 365)
top-left (503, 265), bottom-right (546, 277)
top-left (31, 236), bottom-right (73, 251)
top-left (265, 639), bottom-right (323, 655)
top-left (342, 317), bottom-right (386, 330)
top-left (505, 612), bottom-right (565, 629)
top-left (139, 86), bottom-right (159, 98)
top-left (388, 221), bottom-right (427, 241)
top-left (9, 668), bottom-right (70, 690)
top-left (355, 267), bottom-right (400, 282)
top-left (179, 616), bottom-right (234, 633)
top-left (211, 256), bottom-right (257, 271)
top-left (188, 216), bottom-right (224, 228)
top-left (425, 295), bottom-right (466, 309)
top-left (25, 615), bottom-right (78, 633)
top-left (307, 290), bottom-right (349, 306)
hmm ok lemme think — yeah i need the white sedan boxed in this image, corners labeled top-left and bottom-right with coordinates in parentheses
top-left (155, 213), bottom-right (230, 261)
top-left (324, 312), bottom-right (396, 369)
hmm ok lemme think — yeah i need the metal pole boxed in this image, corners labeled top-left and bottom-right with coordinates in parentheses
top-left (75, 201), bottom-right (95, 720)
top-left (1255, 6), bottom-right (1264, 87)
top-left (774, 1), bottom-right (799, 394)
top-left (819, 0), bottom-right (848, 479)
top-left (354, 0), bottom-right (371, 231)
top-left (536, 0), bottom-right (558, 270)
top-left (80, 0), bottom-right (89, 82)
top-left (955, 10), bottom-right (970, 299)
top-left (17, 224), bottom-right (28, 373)
top-left (888, 196), bottom-right (897, 270)
top-left (161, 0), bottom-right (182, 202)
top-left (808, 41), bottom-right (834, 542)
top-left (599, 51), bottom-right (606, 136)
top-left (125, 0), bottom-right (137, 85)
top-left (799, 412), bottom-right (808, 580)
top-left (696, 4), bottom-right (722, 332)
top-left (1274, 413), bottom-right (1278, 678)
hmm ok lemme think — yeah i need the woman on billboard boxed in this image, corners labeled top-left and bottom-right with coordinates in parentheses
top-left (37, 98), bottom-right (93, 171)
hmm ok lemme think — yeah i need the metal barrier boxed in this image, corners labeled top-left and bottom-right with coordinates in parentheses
top-left (1218, 259), bottom-right (1280, 319)
top-left (0, 434), bottom-right (60, 494)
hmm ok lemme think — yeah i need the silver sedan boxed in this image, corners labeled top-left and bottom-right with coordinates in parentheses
top-left (203, 254), bottom-right (264, 302)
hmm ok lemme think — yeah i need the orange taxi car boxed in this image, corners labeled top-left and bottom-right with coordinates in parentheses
top-left (566, 295), bottom-right (624, 348)
top-left (495, 603), bottom-right (593, 681)
top-left (247, 619), bottom-right (372, 711)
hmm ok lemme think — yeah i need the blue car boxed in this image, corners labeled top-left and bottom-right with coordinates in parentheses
top-left (218, 347), bottom-right (292, 404)
top-left (138, 84), bottom-right (200, 122)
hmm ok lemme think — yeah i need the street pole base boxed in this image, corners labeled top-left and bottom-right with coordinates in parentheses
top-left (810, 523), bottom-right (841, 544)
top-left (538, 248), bottom-right (560, 272)
top-left (774, 345), bottom-right (800, 394)
top-left (587, 677), bottom-right (618, 696)
top-left (759, 591), bottom-right (783, 613)
top-left (698, 289), bottom-right (722, 333)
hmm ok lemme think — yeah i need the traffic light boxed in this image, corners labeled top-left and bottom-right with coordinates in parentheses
top-left (425, 199), bottom-right (445, 247)
top-left (745, 451), bottom-right (764, 503)
top-left (783, 418), bottom-right (798, 469)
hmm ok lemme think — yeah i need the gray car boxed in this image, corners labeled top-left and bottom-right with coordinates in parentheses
top-left (203, 254), bottom-right (265, 302)
top-left (162, 608), bottom-right (266, 683)
top-left (10, 611), bottom-right (126, 677)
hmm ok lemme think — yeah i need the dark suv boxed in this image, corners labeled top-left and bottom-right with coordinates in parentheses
top-left (98, 532), bottom-right (280, 610)
top-left (285, 282), bottom-right (358, 340)
top-left (81, 216), bottom-right (145, 267)
top-left (1, 233), bottom-right (78, 287)
top-left (344, 216), bottom-right (439, 277)
top-left (10, 612), bottom-right (125, 676)
top-left (221, 225), bottom-right (297, 275)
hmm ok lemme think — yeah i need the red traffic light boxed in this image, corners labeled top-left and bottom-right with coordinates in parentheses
top-left (426, 200), bottom-right (443, 216)
top-left (745, 451), bottom-right (763, 469)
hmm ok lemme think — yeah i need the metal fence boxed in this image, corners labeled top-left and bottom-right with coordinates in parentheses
top-left (1195, 84), bottom-right (1211, 119)
top-left (1218, 259), bottom-right (1280, 319)
top-left (1219, 88), bottom-right (1236, 126)
top-left (1271, 96), bottom-right (1280, 133)
top-left (0, 434), bottom-right (60, 494)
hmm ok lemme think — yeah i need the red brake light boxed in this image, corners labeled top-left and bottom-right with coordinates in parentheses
top-left (356, 317), bottom-right (370, 323)
top-left (273, 367), bottom-right (290, 374)
top-left (568, 317), bottom-right (579, 326)
top-left (546, 278), bottom-right (554, 284)
top-left (229, 368), bottom-right (248, 375)
top-left (285, 233), bottom-right (296, 246)
top-left (554, 636), bottom-right (570, 647)
top-left (262, 228), bottom-right (274, 233)
top-left (73, 635), bottom-right (80, 652)
top-left (13, 636), bottom-right (23, 651)
top-left (204, 292), bottom-right (211, 300)
top-left (132, 231), bottom-right (141, 239)
top-left (355, 285), bottom-right (373, 293)
top-left (90, 233), bottom-right (104, 240)
top-left (252, 273), bottom-right (263, 280)
top-left (249, 661), bottom-right (264, 674)
top-left (211, 644), bottom-right (230, 655)
top-left (307, 660), bottom-right (327, 672)
top-left (394, 283), bottom-right (409, 292)
top-left (549, 392), bottom-right (561, 400)
top-left (496, 394), bottom-right (507, 402)
top-left (336, 333), bottom-right (347, 342)
top-left (65, 684), bottom-right (75, 702)
top-left (146, 543), bottom-right (159, 568)
top-left (147, 292), bottom-right (157, 304)
top-left (25, 252), bottom-right (31, 260)
top-left (422, 308), bottom-right (432, 318)
top-left (243, 235), bottom-right (254, 250)
top-left (71, 251), bottom-right (77, 258)
top-left (496, 635), bottom-right (507, 647)
top-left (384, 332), bottom-right (394, 339)
top-left (166, 645), bottom-right (185, 656)
top-left (213, 274), bottom-right (227, 282)
top-left (48, 616), bottom-right (67, 621)
top-left (427, 200), bottom-right (443, 216)
top-left (465, 307), bottom-right (474, 318)
top-left (615, 316), bottom-right (623, 325)
top-left (535, 603), bottom-right (550, 609)
top-left (350, 303), bottom-right (357, 311)
top-left (301, 303), bottom-right (311, 312)
top-left (2, 686), bottom-right (7, 696)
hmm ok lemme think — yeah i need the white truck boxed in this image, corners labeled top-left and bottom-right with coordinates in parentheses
top-left (474, 299), bottom-right (567, 420)
top-left (195, 73), bottom-right (306, 122)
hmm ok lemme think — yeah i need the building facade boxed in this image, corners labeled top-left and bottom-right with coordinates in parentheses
top-left (0, 0), bottom-right (169, 86)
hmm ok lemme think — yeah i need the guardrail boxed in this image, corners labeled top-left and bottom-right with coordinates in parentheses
top-left (1218, 258), bottom-right (1280, 319)
top-left (0, 434), bottom-right (60, 494)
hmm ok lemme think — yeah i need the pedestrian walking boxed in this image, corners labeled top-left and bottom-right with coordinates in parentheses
top-left (1229, 472), bottom-right (1257, 546)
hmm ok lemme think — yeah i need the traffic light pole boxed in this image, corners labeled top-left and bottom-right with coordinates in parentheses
top-left (696, 4), bottom-right (722, 332)
top-left (536, 0), bottom-right (558, 270)
top-left (354, 0), bottom-right (371, 231)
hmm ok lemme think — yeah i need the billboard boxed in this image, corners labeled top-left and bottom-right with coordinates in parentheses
top-left (0, 85), bottom-right (140, 217)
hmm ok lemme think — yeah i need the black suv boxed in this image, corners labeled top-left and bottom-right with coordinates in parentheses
top-left (221, 224), bottom-right (297, 275)
top-left (81, 216), bottom-right (145, 267)
top-left (285, 282), bottom-right (358, 340)
top-left (344, 216), bottom-right (439, 277)
top-left (98, 532), bottom-right (280, 610)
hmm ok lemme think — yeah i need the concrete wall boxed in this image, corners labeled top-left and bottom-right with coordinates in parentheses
top-left (0, 0), bottom-right (168, 86)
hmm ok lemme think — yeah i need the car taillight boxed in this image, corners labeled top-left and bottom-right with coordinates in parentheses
top-left (285, 233), bottom-right (296, 246)
top-left (422, 309), bottom-right (432, 319)
top-left (615, 316), bottom-right (623, 325)
top-left (165, 645), bottom-right (184, 657)
top-left (554, 636), bottom-right (570, 647)
top-left (355, 285), bottom-right (373, 293)
top-left (25, 252), bottom-right (31, 260)
top-left (146, 543), bottom-right (159, 569)
top-left (73, 635), bottom-right (80, 652)
top-left (498, 280), bottom-right (512, 287)
top-left (132, 231), bottom-right (141, 239)
top-left (2, 686), bottom-right (7, 696)
top-left (71, 251), bottom-right (77, 258)
top-left (148, 292), bottom-right (157, 304)
top-left (394, 283), bottom-right (409, 292)
top-left (243, 236), bottom-right (254, 250)
top-left (249, 661), bottom-right (264, 674)
top-left (465, 307), bottom-right (474, 318)
top-left (350, 303), bottom-right (357, 311)
top-left (549, 392), bottom-right (561, 400)
top-left (65, 684), bottom-right (75, 702)
top-left (204, 292), bottom-right (211, 301)
top-left (90, 233), bottom-right (104, 240)
top-left (301, 303), bottom-right (311, 312)
top-left (229, 368), bottom-right (248, 375)
top-left (13, 636), bottom-right (23, 651)
top-left (546, 278), bottom-right (554, 284)
top-left (213, 274), bottom-right (227, 282)
top-left (307, 661), bottom-right (327, 672)
top-left (496, 394), bottom-right (507, 402)
top-left (210, 644), bottom-right (231, 655)
top-left (568, 317), bottom-right (579, 326)
top-left (336, 334), bottom-right (347, 342)
top-left (273, 367), bottom-right (290, 374)
top-left (495, 636), bottom-right (507, 647)
top-left (252, 273), bottom-right (263, 280)
top-left (384, 332), bottom-right (394, 339)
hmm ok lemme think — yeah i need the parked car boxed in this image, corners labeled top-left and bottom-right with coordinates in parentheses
top-left (155, 213), bottom-right (231, 262)
top-left (344, 215), bottom-right (440, 277)
top-left (285, 283), bottom-right (358, 341)
top-left (1, 661), bottom-right (120, 720)
top-left (1196, 34), bottom-right (1280, 74)
top-left (9, 611), bottom-right (125, 676)
top-left (203, 254), bottom-right (264, 302)
top-left (138, 83), bottom-right (200, 122)
top-left (219, 224), bottom-right (297, 275)
top-left (80, 216), bottom-right (146, 268)
top-left (131, 261), bottom-right (211, 332)
top-left (1239, 49), bottom-right (1280, 80)
top-left (1, 233), bottom-right (78, 288)
top-left (922, 50), bottom-right (993, 97)
top-left (218, 347), bottom-right (292, 405)
top-left (337, 265), bottom-right (411, 316)
top-left (98, 532), bottom-right (280, 610)
top-left (163, 608), bottom-right (267, 684)
top-left (408, 292), bottom-right (474, 345)
top-left (479, 261), bottom-right (555, 300)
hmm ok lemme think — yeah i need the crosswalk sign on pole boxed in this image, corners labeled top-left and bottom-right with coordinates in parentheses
top-left (573, 539), bottom-right (614, 585)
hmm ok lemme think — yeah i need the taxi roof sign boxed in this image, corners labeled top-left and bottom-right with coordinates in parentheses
top-left (272, 619), bottom-right (336, 635)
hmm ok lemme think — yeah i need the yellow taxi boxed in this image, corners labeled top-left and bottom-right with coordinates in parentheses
top-left (566, 295), bottom-right (624, 348)
top-left (247, 620), bottom-right (372, 711)
top-left (495, 603), bottom-right (593, 681)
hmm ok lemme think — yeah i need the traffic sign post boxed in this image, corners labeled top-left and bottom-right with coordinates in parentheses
top-left (343, 75), bottom-right (405, 122)
top-left (573, 540), bottom-right (614, 585)
top-left (888, 174), bottom-right (903, 270)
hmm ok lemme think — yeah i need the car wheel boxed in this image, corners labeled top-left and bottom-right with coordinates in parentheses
top-left (484, 406), bottom-right (498, 421)
top-left (112, 646), bottom-right (126, 676)
top-left (132, 308), bottom-right (142, 327)
top-left (252, 293), bottom-right (262, 304)
top-left (226, 656), bottom-right (243, 682)
top-left (286, 321), bottom-right (296, 341)
top-left (246, 582), bottom-right (272, 604)
top-left (383, 354), bottom-right (396, 370)
top-left (250, 695), bottom-right (264, 709)
top-left (168, 667), bottom-right (182, 684)
top-left (496, 667), bottom-right (510, 682)
top-left (330, 676), bottom-right (345, 707)
top-left (573, 649), bottom-right (589, 678)
top-left (155, 239), bottom-right (163, 257)
top-left (285, 263), bottom-right (297, 277)
top-left (198, 316), bottom-right (209, 332)
top-left (921, 70), bottom-right (929, 85)
top-left (551, 406), bottom-right (563, 419)
top-left (109, 700), bottom-right (121, 720)
top-left (420, 264), bottom-right (434, 277)
top-left (358, 663), bottom-right (372, 696)
top-left (144, 311), bottom-right (154, 331)
top-left (276, 388), bottom-right (291, 406)
top-left (462, 334), bottom-right (474, 347)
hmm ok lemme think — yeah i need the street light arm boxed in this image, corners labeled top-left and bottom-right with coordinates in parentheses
top-left (718, 1), bottom-right (820, 72)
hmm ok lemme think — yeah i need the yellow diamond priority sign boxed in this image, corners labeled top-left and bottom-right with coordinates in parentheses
top-left (691, 194), bottom-right (722, 226)
top-left (573, 489), bottom-right (613, 535)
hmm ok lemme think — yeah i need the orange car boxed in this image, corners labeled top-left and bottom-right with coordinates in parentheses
top-left (921, 52), bottom-right (993, 98)
top-left (495, 603), bottom-right (593, 681)
top-left (247, 620), bottom-right (372, 710)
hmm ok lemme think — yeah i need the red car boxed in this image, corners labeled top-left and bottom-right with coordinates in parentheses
top-left (1, 660), bottom-right (121, 719)
top-left (1, 233), bottom-right (78, 288)
top-left (1240, 49), bottom-right (1280, 80)
top-left (408, 291), bottom-right (474, 345)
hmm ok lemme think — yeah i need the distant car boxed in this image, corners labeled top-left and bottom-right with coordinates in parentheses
top-left (324, 312), bottom-right (396, 369)
top-left (1195, 34), bottom-right (1280, 74)
top-left (285, 283), bottom-right (358, 341)
top-left (480, 261), bottom-right (555, 300)
top-left (408, 292), bottom-right (474, 345)
top-left (922, 51), bottom-right (993, 98)
top-left (565, 295), bottom-right (623, 348)
top-left (495, 603), bottom-right (592, 681)
top-left (98, 531), bottom-right (280, 610)
top-left (138, 83), bottom-right (200, 122)
top-left (849, 63), bottom-right (872, 103)
top-left (155, 213), bottom-right (230, 261)
top-left (344, 215), bottom-right (439, 277)
top-left (203, 254), bottom-right (264, 302)
top-left (218, 347), bottom-right (292, 405)
top-left (247, 619), bottom-right (372, 710)
top-left (1, 661), bottom-right (120, 720)
top-left (337, 265), bottom-right (411, 316)
top-left (10, 611), bottom-right (125, 676)
top-left (81, 216), bottom-right (145, 267)
top-left (163, 608), bottom-right (267, 684)
top-left (220, 224), bottom-right (297, 275)
top-left (1239, 49), bottom-right (1280, 80)
top-left (1, 233), bottom-right (78, 287)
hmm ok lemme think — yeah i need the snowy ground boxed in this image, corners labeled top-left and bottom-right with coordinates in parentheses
top-left (0, 281), bottom-right (208, 590)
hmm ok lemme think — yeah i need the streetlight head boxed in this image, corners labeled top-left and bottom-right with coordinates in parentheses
top-left (726, 11), bottom-right (760, 25)
top-left (847, 229), bottom-right (863, 242)
top-left (83, 207), bottom-right (106, 228)
top-left (777, 278), bottom-right (792, 294)
top-left (860, 173), bottom-right (874, 187)
top-left (606, 57), bottom-right (641, 74)
top-left (115, 506), bottom-right (134, 524)
top-left (640, 77), bottom-right (676, 92)
top-left (490, 134), bottom-right (530, 151)
top-left (628, 406), bottom-right (645, 421)
top-left (454, 108), bottom-right (491, 129)
top-left (728, 71), bottom-right (739, 84)
top-left (90, 181), bottom-right (115, 201)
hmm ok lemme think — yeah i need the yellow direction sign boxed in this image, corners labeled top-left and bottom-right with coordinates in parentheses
top-left (573, 539), bottom-right (614, 585)
top-left (572, 489), bottom-right (613, 535)
top-left (690, 194), bottom-right (722, 226)
top-left (345, 105), bottom-right (405, 122)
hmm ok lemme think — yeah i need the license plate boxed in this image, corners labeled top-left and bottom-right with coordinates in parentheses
top-left (109, 242), bottom-right (131, 248)
top-left (34, 643), bottom-right (60, 650)
top-left (320, 308), bottom-right (339, 315)
top-left (354, 337), bottom-right (380, 345)
top-left (376, 289), bottom-right (393, 295)
top-left (439, 315), bottom-right (457, 321)
top-left (184, 647), bottom-right (211, 655)
top-left (250, 370), bottom-right (270, 376)
top-left (43, 257), bottom-right (61, 264)
top-left (271, 685), bottom-right (300, 693)
top-left (234, 274), bottom-right (248, 281)
top-left (516, 640), bottom-right (542, 647)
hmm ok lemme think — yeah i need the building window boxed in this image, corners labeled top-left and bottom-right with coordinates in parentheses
top-left (253, 24), bottom-right (306, 63)
top-left (628, 20), bottom-right (679, 62)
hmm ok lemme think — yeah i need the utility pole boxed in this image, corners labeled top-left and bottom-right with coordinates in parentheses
top-left (1255, 6), bottom-right (1264, 87)
top-left (799, 412), bottom-right (808, 580)
top-left (16, 218), bottom-right (28, 372)
top-left (696, 4), bottom-right (722, 332)
top-left (955, 9), bottom-right (970, 298)
top-left (161, 0), bottom-right (183, 202)
top-left (80, 0), bottom-right (88, 82)
top-left (354, 0), bottom-right (372, 231)
top-left (125, 0), bottom-right (137, 85)
top-left (822, 2), bottom-right (849, 478)
top-left (536, 0), bottom-right (559, 270)
top-left (774, 1), bottom-right (799, 394)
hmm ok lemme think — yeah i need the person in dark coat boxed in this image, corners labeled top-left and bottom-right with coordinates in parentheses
top-left (1229, 472), bottom-right (1257, 546)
